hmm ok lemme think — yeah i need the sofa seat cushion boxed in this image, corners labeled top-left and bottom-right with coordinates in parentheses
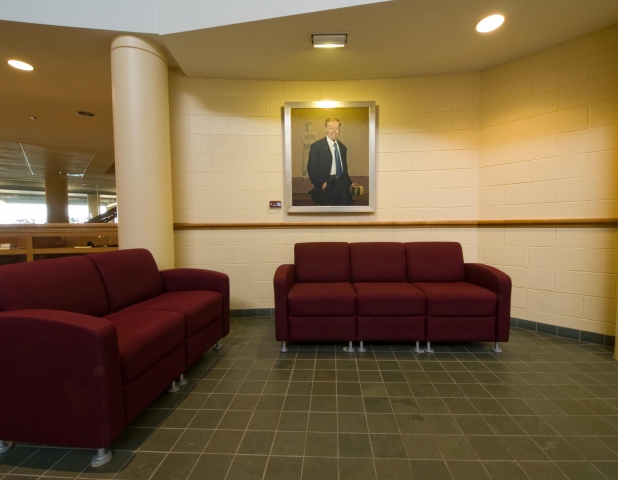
top-left (288, 282), bottom-right (356, 316)
top-left (289, 316), bottom-right (356, 341)
top-left (121, 291), bottom-right (223, 337)
top-left (104, 310), bottom-right (185, 383)
top-left (353, 282), bottom-right (425, 316)
top-left (425, 317), bottom-right (496, 342)
top-left (414, 282), bottom-right (496, 317)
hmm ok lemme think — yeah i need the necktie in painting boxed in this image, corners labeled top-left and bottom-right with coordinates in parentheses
top-left (334, 142), bottom-right (342, 177)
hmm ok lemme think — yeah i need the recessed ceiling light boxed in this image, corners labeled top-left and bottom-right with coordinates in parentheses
top-left (476, 14), bottom-right (505, 33)
top-left (77, 111), bottom-right (96, 117)
top-left (8, 59), bottom-right (34, 71)
top-left (312, 34), bottom-right (347, 48)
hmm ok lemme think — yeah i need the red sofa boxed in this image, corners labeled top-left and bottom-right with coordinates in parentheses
top-left (274, 241), bottom-right (511, 354)
top-left (0, 248), bottom-right (229, 466)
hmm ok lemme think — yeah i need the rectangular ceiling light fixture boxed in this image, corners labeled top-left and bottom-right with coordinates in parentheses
top-left (312, 33), bottom-right (347, 48)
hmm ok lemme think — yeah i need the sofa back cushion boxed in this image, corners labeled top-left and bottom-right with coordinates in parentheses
top-left (0, 256), bottom-right (109, 316)
top-left (405, 242), bottom-right (466, 282)
top-left (294, 242), bottom-right (350, 283)
top-left (350, 242), bottom-right (407, 282)
top-left (87, 248), bottom-right (163, 312)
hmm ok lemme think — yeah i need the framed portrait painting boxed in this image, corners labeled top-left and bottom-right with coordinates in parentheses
top-left (283, 101), bottom-right (376, 213)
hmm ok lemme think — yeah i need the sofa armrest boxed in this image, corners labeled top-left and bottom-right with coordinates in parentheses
top-left (0, 309), bottom-right (125, 449)
top-left (465, 263), bottom-right (512, 342)
top-left (160, 268), bottom-right (230, 335)
top-left (273, 264), bottom-right (295, 341)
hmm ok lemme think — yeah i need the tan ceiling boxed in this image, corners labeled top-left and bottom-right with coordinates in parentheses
top-left (163, 0), bottom-right (618, 80)
top-left (1, 0), bottom-right (617, 191)
top-left (0, 21), bottom-right (118, 191)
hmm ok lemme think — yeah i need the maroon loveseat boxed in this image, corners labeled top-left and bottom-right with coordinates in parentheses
top-left (0, 248), bottom-right (229, 466)
top-left (274, 241), bottom-right (511, 353)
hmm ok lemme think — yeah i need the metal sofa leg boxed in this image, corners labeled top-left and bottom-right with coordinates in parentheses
top-left (91, 448), bottom-right (112, 467)
top-left (413, 341), bottom-right (424, 353)
top-left (0, 440), bottom-right (12, 454)
top-left (357, 341), bottom-right (367, 353)
top-left (167, 380), bottom-right (180, 393)
top-left (279, 341), bottom-right (288, 353)
top-left (425, 341), bottom-right (434, 353)
top-left (492, 342), bottom-right (502, 353)
top-left (343, 341), bottom-right (355, 353)
top-left (213, 342), bottom-right (223, 351)
top-left (177, 373), bottom-right (188, 386)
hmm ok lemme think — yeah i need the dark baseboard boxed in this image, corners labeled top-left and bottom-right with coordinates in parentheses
top-left (229, 309), bottom-right (616, 348)
top-left (510, 317), bottom-right (615, 347)
top-left (231, 308), bottom-right (275, 318)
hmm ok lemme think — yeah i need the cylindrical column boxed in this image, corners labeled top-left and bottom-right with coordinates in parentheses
top-left (87, 193), bottom-right (100, 219)
top-left (45, 176), bottom-right (69, 223)
top-left (110, 35), bottom-right (175, 269)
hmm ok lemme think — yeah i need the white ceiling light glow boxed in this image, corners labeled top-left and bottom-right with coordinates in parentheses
top-left (475, 14), bottom-right (505, 33)
top-left (312, 34), bottom-right (347, 48)
top-left (8, 59), bottom-right (34, 71)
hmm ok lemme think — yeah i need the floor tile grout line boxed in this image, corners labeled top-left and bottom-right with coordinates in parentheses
top-left (142, 353), bottom-right (230, 480)
top-left (3, 318), bottom-right (618, 480)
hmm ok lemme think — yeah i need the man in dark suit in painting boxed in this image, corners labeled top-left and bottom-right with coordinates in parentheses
top-left (307, 117), bottom-right (359, 206)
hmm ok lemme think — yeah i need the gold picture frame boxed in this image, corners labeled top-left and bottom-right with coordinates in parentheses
top-left (283, 101), bottom-right (376, 213)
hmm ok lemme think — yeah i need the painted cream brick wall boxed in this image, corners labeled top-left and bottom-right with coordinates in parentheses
top-left (169, 70), bottom-right (481, 309)
top-left (479, 25), bottom-right (618, 336)
top-left (170, 25), bottom-right (617, 337)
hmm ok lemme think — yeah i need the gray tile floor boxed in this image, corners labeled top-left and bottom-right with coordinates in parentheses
top-left (1, 316), bottom-right (618, 480)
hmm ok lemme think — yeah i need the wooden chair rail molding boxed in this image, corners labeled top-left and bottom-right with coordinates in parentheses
top-left (174, 218), bottom-right (618, 230)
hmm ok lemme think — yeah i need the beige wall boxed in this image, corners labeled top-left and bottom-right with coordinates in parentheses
top-left (169, 72), bottom-right (482, 310)
top-left (170, 24), bottom-right (617, 336)
top-left (478, 25), bottom-right (618, 336)
top-left (169, 73), bottom-right (481, 224)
